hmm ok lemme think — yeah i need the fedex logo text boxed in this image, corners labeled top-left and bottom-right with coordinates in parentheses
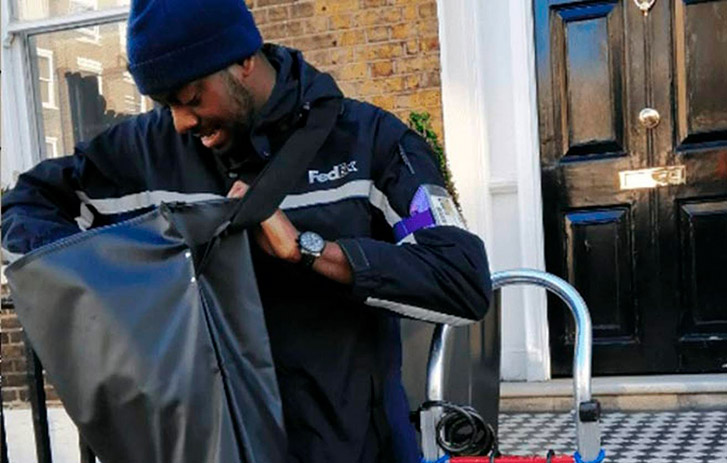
top-left (308, 161), bottom-right (358, 184)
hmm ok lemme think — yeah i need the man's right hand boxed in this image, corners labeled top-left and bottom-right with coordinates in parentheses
top-left (226, 181), bottom-right (302, 263)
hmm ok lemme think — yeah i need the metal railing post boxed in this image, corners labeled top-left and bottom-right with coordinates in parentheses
top-left (24, 335), bottom-right (52, 463)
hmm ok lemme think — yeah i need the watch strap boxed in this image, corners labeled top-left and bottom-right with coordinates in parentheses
top-left (299, 253), bottom-right (317, 268)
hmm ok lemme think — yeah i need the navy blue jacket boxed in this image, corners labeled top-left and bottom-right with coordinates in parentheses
top-left (2, 45), bottom-right (492, 463)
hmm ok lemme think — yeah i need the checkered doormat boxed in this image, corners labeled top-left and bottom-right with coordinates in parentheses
top-left (497, 410), bottom-right (727, 462)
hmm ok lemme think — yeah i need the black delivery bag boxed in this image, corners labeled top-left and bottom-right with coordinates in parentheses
top-left (5, 97), bottom-right (342, 463)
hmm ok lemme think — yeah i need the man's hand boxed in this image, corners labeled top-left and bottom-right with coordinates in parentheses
top-left (227, 181), bottom-right (353, 284)
top-left (227, 181), bottom-right (301, 263)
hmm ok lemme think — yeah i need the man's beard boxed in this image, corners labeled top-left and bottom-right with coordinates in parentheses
top-left (212, 70), bottom-right (256, 155)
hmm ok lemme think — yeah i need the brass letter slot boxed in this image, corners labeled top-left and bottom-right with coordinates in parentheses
top-left (619, 166), bottom-right (686, 190)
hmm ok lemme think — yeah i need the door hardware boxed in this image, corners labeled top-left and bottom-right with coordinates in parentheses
top-left (638, 108), bottom-right (661, 129)
top-left (633, 0), bottom-right (657, 15)
top-left (619, 166), bottom-right (686, 190)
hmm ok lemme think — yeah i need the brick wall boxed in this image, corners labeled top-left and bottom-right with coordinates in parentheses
top-left (1, 296), bottom-right (28, 406)
top-left (1, 0), bottom-right (445, 407)
top-left (249, 0), bottom-right (445, 138)
top-left (2, 292), bottom-right (60, 408)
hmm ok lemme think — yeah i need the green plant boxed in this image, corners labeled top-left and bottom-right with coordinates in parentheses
top-left (407, 111), bottom-right (460, 207)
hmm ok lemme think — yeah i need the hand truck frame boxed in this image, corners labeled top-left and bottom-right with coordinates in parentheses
top-left (419, 269), bottom-right (604, 463)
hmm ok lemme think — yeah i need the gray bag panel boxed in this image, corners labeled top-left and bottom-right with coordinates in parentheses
top-left (7, 203), bottom-right (285, 463)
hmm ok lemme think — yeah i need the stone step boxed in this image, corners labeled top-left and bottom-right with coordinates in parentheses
top-left (501, 373), bottom-right (727, 412)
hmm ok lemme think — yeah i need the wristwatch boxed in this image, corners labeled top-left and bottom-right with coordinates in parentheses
top-left (297, 231), bottom-right (326, 268)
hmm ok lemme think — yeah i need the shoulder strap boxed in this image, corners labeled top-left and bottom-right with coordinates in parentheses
top-left (224, 97), bottom-right (341, 230)
top-left (192, 97), bottom-right (341, 273)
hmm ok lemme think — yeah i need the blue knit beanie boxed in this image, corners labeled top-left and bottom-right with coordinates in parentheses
top-left (127, 0), bottom-right (262, 95)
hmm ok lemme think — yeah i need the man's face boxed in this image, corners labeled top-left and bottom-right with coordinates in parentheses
top-left (167, 68), bottom-right (255, 152)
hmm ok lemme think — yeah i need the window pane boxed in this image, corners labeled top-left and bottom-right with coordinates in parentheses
top-left (30, 21), bottom-right (152, 159)
top-left (37, 55), bottom-right (50, 80)
top-left (17, 0), bottom-right (129, 22)
top-left (40, 81), bottom-right (51, 103)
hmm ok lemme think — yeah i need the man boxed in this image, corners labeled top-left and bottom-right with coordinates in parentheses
top-left (2, 0), bottom-right (492, 461)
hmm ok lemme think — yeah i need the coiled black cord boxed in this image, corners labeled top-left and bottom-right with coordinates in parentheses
top-left (418, 400), bottom-right (496, 456)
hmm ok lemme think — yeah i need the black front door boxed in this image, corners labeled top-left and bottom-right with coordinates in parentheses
top-left (534, 0), bottom-right (727, 376)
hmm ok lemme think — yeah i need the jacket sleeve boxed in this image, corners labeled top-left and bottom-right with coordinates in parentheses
top-left (2, 154), bottom-right (87, 261)
top-left (337, 126), bottom-right (492, 326)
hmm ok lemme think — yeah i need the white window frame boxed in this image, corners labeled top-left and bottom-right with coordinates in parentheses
top-left (77, 56), bottom-right (103, 94)
top-left (118, 21), bottom-right (126, 49)
top-left (36, 46), bottom-right (56, 109)
top-left (44, 135), bottom-right (58, 158)
top-left (1, 0), bottom-right (129, 188)
top-left (70, 0), bottom-right (101, 44)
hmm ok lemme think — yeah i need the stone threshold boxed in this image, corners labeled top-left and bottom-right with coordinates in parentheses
top-left (500, 374), bottom-right (727, 412)
top-left (502, 373), bottom-right (727, 397)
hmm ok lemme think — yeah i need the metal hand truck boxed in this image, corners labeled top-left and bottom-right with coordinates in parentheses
top-left (418, 269), bottom-right (605, 463)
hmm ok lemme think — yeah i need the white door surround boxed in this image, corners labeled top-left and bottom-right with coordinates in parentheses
top-left (435, 0), bottom-right (549, 381)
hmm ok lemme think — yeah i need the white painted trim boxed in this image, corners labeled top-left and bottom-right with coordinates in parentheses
top-left (36, 47), bottom-right (57, 109)
top-left (437, 0), bottom-right (549, 381)
top-left (2, 0), bottom-right (42, 189)
top-left (44, 135), bottom-right (59, 158)
top-left (503, 374), bottom-right (727, 397)
top-left (435, 0), bottom-right (491, 243)
top-left (508, 0), bottom-right (550, 382)
top-left (489, 178), bottom-right (518, 196)
top-left (6, 6), bottom-right (129, 36)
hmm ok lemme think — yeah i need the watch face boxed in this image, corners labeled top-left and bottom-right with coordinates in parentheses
top-left (299, 231), bottom-right (325, 255)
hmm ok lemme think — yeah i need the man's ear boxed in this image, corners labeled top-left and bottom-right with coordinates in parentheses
top-left (237, 55), bottom-right (256, 78)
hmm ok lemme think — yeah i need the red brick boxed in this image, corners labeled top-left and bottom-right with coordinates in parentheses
top-left (2, 316), bottom-right (20, 330)
top-left (421, 35), bottom-right (439, 53)
top-left (2, 388), bottom-right (19, 403)
top-left (258, 0), bottom-right (290, 6)
top-left (330, 48), bottom-right (355, 65)
top-left (282, 20), bottom-right (305, 37)
top-left (404, 39), bottom-right (419, 55)
top-left (418, 3), bottom-right (437, 18)
top-left (357, 42), bottom-right (403, 60)
top-left (339, 62), bottom-right (368, 80)
top-left (305, 49), bottom-right (332, 66)
top-left (2, 344), bottom-right (25, 359)
top-left (371, 60), bottom-right (394, 77)
top-left (3, 373), bottom-right (28, 388)
top-left (293, 33), bottom-right (339, 50)
top-left (366, 25), bottom-right (390, 43)
top-left (361, 0), bottom-right (388, 7)
top-left (291, 2), bottom-right (315, 18)
top-left (330, 13), bottom-right (354, 30)
top-left (315, 0), bottom-right (359, 14)
top-left (305, 16), bottom-right (330, 34)
top-left (338, 29), bottom-right (366, 46)
top-left (267, 5), bottom-right (290, 22)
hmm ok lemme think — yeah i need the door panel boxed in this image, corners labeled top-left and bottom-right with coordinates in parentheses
top-left (674, 0), bottom-right (727, 148)
top-left (551, 1), bottom-right (627, 158)
top-left (677, 199), bottom-right (727, 369)
top-left (564, 208), bottom-right (636, 341)
top-left (536, 0), bottom-right (727, 376)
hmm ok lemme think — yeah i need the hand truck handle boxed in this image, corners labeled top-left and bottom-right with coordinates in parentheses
top-left (425, 269), bottom-right (601, 462)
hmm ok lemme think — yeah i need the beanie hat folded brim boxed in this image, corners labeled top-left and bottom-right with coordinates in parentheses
top-left (129, 19), bottom-right (262, 96)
